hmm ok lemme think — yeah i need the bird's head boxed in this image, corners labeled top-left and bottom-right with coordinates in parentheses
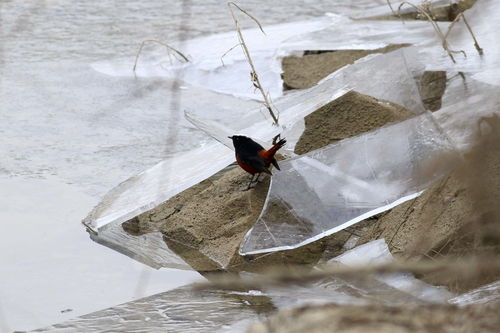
top-left (228, 135), bottom-right (252, 149)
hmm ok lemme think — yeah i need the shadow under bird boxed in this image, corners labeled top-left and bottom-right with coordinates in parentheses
top-left (228, 135), bottom-right (286, 190)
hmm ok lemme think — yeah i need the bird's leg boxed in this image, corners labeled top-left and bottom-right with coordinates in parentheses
top-left (255, 172), bottom-right (263, 183)
top-left (244, 174), bottom-right (256, 191)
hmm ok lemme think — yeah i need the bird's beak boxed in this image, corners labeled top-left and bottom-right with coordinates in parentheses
top-left (228, 136), bottom-right (233, 139)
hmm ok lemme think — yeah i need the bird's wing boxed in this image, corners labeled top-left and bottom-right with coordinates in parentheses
top-left (239, 153), bottom-right (272, 175)
top-left (244, 139), bottom-right (266, 154)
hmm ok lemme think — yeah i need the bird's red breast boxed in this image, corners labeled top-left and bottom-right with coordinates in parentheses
top-left (236, 155), bottom-right (260, 175)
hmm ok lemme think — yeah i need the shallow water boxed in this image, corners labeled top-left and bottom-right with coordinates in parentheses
top-left (0, 177), bottom-right (199, 332)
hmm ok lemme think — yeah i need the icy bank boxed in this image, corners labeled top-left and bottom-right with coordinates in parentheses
top-left (32, 240), bottom-right (470, 332)
top-left (32, 239), bottom-right (499, 332)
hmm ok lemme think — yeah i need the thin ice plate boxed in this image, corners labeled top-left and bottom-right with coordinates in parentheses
top-left (240, 112), bottom-right (459, 255)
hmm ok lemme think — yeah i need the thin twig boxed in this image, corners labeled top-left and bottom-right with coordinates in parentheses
top-left (397, 1), bottom-right (467, 63)
top-left (220, 43), bottom-right (241, 66)
top-left (386, 0), bottom-right (397, 16)
top-left (227, 2), bottom-right (279, 125)
top-left (133, 39), bottom-right (189, 72)
top-left (443, 13), bottom-right (483, 56)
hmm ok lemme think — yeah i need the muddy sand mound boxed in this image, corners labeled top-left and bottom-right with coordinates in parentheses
top-left (295, 90), bottom-right (412, 154)
top-left (122, 90), bottom-right (412, 274)
top-left (124, 166), bottom-right (327, 275)
top-left (281, 45), bottom-right (408, 90)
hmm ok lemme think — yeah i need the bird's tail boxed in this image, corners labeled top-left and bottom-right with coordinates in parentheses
top-left (267, 138), bottom-right (286, 157)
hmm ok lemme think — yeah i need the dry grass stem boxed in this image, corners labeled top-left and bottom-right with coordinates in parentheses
top-left (396, 1), bottom-right (466, 63)
top-left (443, 13), bottom-right (483, 55)
top-left (194, 255), bottom-right (500, 291)
top-left (220, 43), bottom-right (241, 66)
top-left (133, 39), bottom-right (189, 72)
top-left (227, 2), bottom-right (279, 125)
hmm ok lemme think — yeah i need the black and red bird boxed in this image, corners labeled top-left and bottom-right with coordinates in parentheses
top-left (228, 135), bottom-right (286, 189)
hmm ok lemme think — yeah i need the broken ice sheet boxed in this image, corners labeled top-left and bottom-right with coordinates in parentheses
top-left (448, 280), bottom-right (500, 306)
top-left (330, 239), bottom-right (453, 303)
top-left (433, 73), bottom-right (500, 152)
top-left (91, 1), bottom-right (443, 103)
top-left (267, 239), bottom-right (453, 310)
top-left (82, 143), bottom-right (234, 269)
top-left (240, 112), bottom-right (460, 255)
top-left (83, 47), bottom-right (427, 269)
top-left (187, 47), bottom-right (426, 156)
top-left (184, 112), bottom-right (272, 153)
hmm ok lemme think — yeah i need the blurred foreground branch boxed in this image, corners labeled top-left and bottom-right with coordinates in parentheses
top-left (195, 256), bottom-right (500, 291)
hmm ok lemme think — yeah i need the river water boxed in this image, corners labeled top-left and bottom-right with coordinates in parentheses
top-left (0, 1), bottom-right (346, 331)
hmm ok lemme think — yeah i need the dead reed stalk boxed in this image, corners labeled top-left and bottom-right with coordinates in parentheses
top-left (227, 2), bottom-right (280, 126)
top-left (389, 1), bottom-right (483, 62)
top-left (396, 1), bottom-right (465, 63)
top-left (386, 0), bottom-right (397, 15)
top-left (443, 12), bottom-right (483, 55)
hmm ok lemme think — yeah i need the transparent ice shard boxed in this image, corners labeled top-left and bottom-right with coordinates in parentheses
top-left (84, 144), bottom-right (234, 231)
top-left (184, 112), bottom-right (236, 151)
top-left (32, 240), bottom-right (455, 332)
top-left (331, 239), bottom-right (453, 303)
top-left (448, 281), bottom-right (500, 306)
top-left (184, 112), bottom-right (274, 153)
top-left (82, 143), bottom-right (234, 269)
top-left (240, 112), bottom-right (459, 255)
top-left (28, 281), bottom-right (417, 332)
top-left (88, 223), bottom-right (191, 270)
top-left (434, 73), bottom-right (500, 152)
top-left (319, 47), bottom-right (426, 114)
top-left (187, 47), bottom-right (426, 156)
